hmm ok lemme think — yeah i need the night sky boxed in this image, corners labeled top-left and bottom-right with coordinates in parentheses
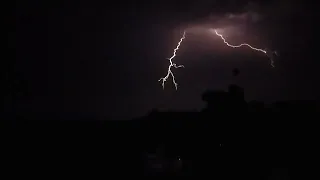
top-left (10, 0), bottom-right (319, 119)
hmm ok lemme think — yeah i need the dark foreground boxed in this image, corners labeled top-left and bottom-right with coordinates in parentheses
top-left (4, 85), bottom-right (319, 178)
top-left (3, 112), bottom-right (318, 179)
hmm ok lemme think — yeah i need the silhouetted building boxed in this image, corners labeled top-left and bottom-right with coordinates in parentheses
top-left (228, 84), bottom-right (247, 112)
top-left (201, 84), bottom-right (247, 113)
top-left (202, 90), bottom-right (230, 112)
top-left (248, 100), bottom-right (265, 112)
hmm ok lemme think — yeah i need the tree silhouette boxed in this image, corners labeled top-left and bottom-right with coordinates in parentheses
top-left (232, 68), bottom-right (240, 77)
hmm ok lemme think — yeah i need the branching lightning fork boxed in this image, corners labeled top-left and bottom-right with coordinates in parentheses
top-left (214, 29), bottom-right (276, 68)
top-left (159, 30), bottom-right (186, 90)
top-left (159, 29), bottom-right (277, 90)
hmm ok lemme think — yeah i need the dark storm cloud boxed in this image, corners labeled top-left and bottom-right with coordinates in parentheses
top-left (111, 0), bottom-right (301, 31)
top-left (13, 0), bottom-right (317, 120)
top-left (169, 0), bottom-right (302, 30)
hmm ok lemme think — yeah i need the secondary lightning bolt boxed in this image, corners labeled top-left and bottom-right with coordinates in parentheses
top-left (214, 29), bottom-right (275, 68)
top-left (159, 31), bottom-right (186, 90)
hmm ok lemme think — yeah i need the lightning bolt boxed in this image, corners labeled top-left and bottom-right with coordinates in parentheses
top-left (214, 29), bottom-right (275, 68)
top-left (159, 29), bottom-right (277, 90)
top-left (159, 31), bottom-right (186, 90)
